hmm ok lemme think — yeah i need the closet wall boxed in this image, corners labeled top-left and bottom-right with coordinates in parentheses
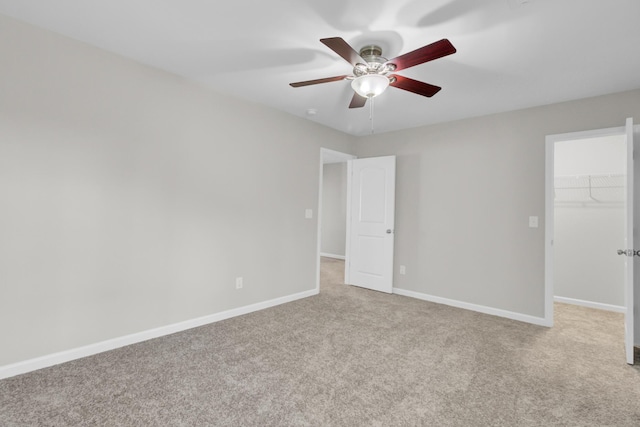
top-left (554, 135), bottom-right (626, 309)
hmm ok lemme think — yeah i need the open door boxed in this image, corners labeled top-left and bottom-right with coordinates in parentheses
top-left (625, 117), bottom-right (635, 365)
top-left (345, 156), bottom-right (396, 293)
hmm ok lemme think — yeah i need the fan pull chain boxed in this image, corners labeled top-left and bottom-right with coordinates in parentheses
top-left (369, 96), bottom-right (375, 134)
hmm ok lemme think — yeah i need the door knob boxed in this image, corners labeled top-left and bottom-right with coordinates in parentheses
top-left (386, 229), bottom-right (393, 234)
top-left (618, 249), bottom-right (639, 257)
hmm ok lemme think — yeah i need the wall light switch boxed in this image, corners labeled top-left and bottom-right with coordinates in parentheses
top-left (305, 209), bottom-right (313, 219)
top-left (399, 265), bottom-right (406, 275)
top-left (529, 216), bottom-right (539, 228)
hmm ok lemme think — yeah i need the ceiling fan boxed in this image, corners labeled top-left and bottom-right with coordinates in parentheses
top-left (290, 37), bottom-right (456, 108)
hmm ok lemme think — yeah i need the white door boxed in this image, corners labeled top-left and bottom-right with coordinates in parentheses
top-left (625, 117), bottom-right (635, 365)
top-left (345, 156), bottom-right (396, 293)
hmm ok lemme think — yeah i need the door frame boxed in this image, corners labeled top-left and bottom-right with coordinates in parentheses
top-left (544, 125), bottom-right (628, 328)
top-left (316, 148), bottom-right (357, 292)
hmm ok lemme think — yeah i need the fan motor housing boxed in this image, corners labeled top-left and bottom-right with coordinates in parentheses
top-left (354, 45), bottom-right (391, 77)
top-left (359, 45), bottom-right (387, 64)
top-left (359, 45), bottom-right (382, 58)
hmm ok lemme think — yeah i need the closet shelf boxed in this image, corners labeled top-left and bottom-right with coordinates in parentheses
top-left (554, 173), bottom-right (625, 204)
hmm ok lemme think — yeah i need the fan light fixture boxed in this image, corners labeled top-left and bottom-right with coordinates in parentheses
top-left (351, 74), bottom-right (389, 98)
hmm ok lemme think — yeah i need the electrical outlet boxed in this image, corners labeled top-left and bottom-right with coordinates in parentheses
top-left (399, 265), bottom-right (406, 275)
top-left (235, 277), bottom-right (243, 289)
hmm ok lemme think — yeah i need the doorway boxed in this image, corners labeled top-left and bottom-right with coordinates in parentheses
top-left (545, 120), bottom-right (635, 364)
top-left (545, 120), bottom-right (633, 326)
top-left (553, 134), bottom-right (627, 312)
top-left (316, 148), bottom-right (356, 291)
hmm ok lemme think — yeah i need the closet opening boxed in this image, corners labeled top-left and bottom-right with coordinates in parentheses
top-left (545, 126), bottom-right (631, 363)
top-left (553, 134), bottom-right (627, 313)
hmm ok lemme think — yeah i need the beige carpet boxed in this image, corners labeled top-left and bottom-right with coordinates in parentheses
top-left (1, 257), bottom-right (639, 426)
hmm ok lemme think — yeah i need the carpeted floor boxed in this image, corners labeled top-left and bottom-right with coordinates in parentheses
top-left (1, 257), bottom-right (639, 426)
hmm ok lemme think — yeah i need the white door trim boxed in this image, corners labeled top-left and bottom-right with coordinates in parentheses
top-left (624, 118), bottom-right (635, 364)
top-left (316, 148), bottom-right (356, 292)
top-left (544, 125), bottom-right (626, 328)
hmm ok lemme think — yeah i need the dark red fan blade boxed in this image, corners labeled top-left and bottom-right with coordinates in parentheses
top-left (349, 93), bottom-right (367, 109)
top-left (385, 39), bottom-right (456, 71)
top-left (290, 75), bottom-right (349, 87)
top-left (320, 37), bottom-right (366, 66)
top-left (389, 75), bottom-right (441, 97)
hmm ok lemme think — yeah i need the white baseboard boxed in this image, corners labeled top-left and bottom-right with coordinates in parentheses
top-left (554, 296), bottom-right (626, 313)
top-left (0, 288), bottom-right (318, 380)
top-left (320, 253), bottom-right (345, 260)
top-left (393, 287), bottom-right (551, 327)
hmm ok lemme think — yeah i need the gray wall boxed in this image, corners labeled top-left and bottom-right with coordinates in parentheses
top-left (554, 136), bottom-right (626, 307)
top-left (354, 89), bottom-right (640, 324)
top-left (0, 15), bottom-right (353, 366)
top-left (321, 162), bottom-right (348, 257)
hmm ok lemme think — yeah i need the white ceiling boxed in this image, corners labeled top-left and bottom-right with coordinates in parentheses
top-left (1, 0), bottom-right (639, 136)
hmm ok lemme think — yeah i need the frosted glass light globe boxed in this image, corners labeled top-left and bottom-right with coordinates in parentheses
top-left (351, 74), bottom-right (389, 98)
